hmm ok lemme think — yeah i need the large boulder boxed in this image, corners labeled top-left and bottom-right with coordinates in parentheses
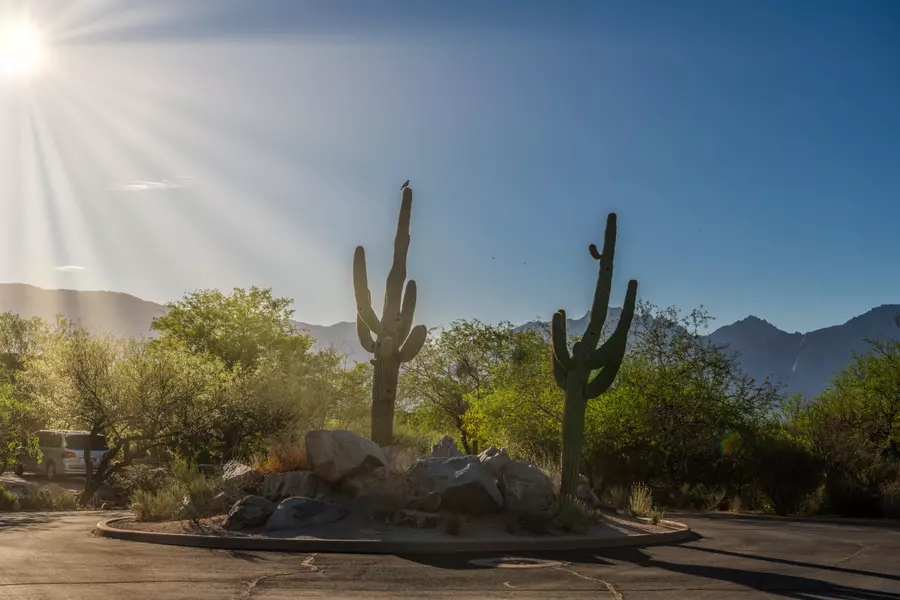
top-left (305, 429), bottom-right (387, 484)
top-left (431, 435), bottom-right (463, 458)
top-left (223, 495), bottom-right (276, 530)
top-left (221, 460), bottom-right (263, 493)
top-left (261, 471), bottom-right (330, 502)
top-left (498, 460), bottom-right (555, 514)
top-left (265, 496), bottom-right (348, 532)
top-left (408, 456), bottom-right (502, 514)
top-left (478, 445), bottom-right (510, 479)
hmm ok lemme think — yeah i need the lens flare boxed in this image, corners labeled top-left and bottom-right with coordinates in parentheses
top-left (1, 19), bottom-right (44, 78)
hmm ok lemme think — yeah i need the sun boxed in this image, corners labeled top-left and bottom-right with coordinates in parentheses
top-left (0, 19), bottom-right (45, 79)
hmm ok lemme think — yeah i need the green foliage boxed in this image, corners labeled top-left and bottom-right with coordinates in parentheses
top-left (131, 489), bottom-right (179, 522)
top-left (353, 187), bottom-right (427, 445)
top-left (152, 286), bottom-right (310, 370)
top-left (109, 465), bottom-right (169, 500)
top-left (401, 319), bottom-right (527, 453)
top-left (551, 214), bottom-right (638, 496)
top-left (0, 383), bottom-right (39, 475)
top-left (753, 427), bottom-right (823, 515)
top-left (0, 485), bottom-right (20, 511)
top-left (649, 505), bottom-right (666, 525)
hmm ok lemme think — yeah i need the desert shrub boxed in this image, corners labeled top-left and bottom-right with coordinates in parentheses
top-left (168, 459), bottom-right (228, 521)
top-left (0, 486), bottom-right (20, 511)
top-left (18, 487), bottom-right (53, 511)
top-left (252, 443), bottom-right (308, 475)
top-left (109, 464), bottom-right (169, 500)
top-left (53, 493), bottom-right (80, 511)
top-left (690, 483), bottom-right (728, 511)
top-left (628, 482), bottom-right (653, 517)
top-left (649, 505), bottom-right (666, 525)
top-left (755, 430), bottom-right (823, 516)
top-left (532, 454), bottom-right (562, 494)
top-left (554, 497), bottom-right (602, 533)
top-left (601, 484), bottom-right (627, 510)
top-left (131, 489), bottom-right (179, 521)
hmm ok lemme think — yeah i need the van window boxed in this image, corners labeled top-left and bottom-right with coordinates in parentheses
top-left (64, 434), bottom-right (109, 452)
top-left (37, 432), bottom-right (62, 447)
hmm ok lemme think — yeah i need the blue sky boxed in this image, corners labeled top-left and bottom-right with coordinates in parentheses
top-left (0, 0), bottom-right (898, 333)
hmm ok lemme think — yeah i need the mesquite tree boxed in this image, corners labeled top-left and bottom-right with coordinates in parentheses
top-left (552, 213), bottom-right (638, 496)
top-left (353, 186), bottom-right (427, 445)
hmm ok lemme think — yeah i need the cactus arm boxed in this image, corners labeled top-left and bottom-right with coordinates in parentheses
top-left (398, 279), bottom-right (417, 344)
top-left (382, 187), bottom-right (413, 333)
top-left (584, 363), bottom-right (620, 399)
top-left (588, 243), bottom-right (602, 260)
top-left (552, 354), bottom-right (568, 388)
top-left (356, 314), bottom-right (376, 353)
top-left (353, 246), bottom-right (383, 335)
top-left (551, 310), bottom-right (576, 371)
top-left (586, 279), bottom-right (638, 370)
top-left (581, 214), bottom-right (618, 349)
top-left (398, 324), bottom-right (427, 362)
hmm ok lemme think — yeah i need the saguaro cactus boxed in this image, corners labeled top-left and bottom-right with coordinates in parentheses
top-left (553, 213), bottom-right (638, 497)
top-left (353, 186), bottom-right (427, 446)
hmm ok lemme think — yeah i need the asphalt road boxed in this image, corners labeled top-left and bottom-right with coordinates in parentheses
top-left (0, 511), bottom-right (898, 599)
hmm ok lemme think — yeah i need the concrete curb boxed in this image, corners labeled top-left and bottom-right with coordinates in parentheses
top-left (94, 517), bottom-right (693, 554)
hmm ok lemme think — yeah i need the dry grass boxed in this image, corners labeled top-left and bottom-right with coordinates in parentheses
top-left (253, 444), bottom-right (309, 475)
top-left (601, 484), bottom-right (628, 510)
top-left (130, 489), bottom-right (178, 522)
top-left (628, 482), bottom-right (653, 517)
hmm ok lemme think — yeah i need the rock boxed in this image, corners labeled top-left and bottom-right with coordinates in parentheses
top-left (408, 456), bottom-right (502, 514)
top-left (576, 474), bottom-right (602, 508)
top-left (305, 429), bottom-right (387, 484)
top-left (431, 435), bottom-right (463, 458)
top-left (261, 471), bottom-right (330, 502)
top-left (478, 446), bottom-right (510, 479)
top-left (223, 495), bottom-right (276, 530)
top-left (408, 492), bottom-right (442, 513)
top-left (340, 465), bottom-right (388, 498)
top-left (265, 496), bottom-right (349, 532)
top-left (221, 460), bottom-right (263, 493)
top-left (498, 460), bottom-right (555, 514)
top-left (391, 509), bottom-right (441, 528)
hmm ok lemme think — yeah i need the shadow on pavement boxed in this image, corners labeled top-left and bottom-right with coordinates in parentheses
top-left (399, 543), bottom-right (900, 599)
top-left (681, 545), bottom-right (900, 584)
top-left (0, 513), bottom-right (57, 530)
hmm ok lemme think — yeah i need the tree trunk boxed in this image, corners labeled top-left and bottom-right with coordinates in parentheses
top-left (371, 356), bottom-right (400, 446)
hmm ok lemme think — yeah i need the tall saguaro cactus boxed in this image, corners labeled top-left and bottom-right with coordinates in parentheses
top-left (553, 213), bottom-right (638, 497)
top-left (353, 186), bottom-right (427, 446)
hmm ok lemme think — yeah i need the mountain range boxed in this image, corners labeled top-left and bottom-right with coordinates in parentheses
top-left (0, 283), bottom-right (896, 398)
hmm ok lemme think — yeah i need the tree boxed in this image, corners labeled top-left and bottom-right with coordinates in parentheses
top-left (151, 287), bottom-right (311, 370)
top-left (0, 312), bottom-right (46, 380)
top-left (401, 320), bottom-right (524, 453)
top-left (18, 321), bottom-right (229, 504)
top-left (0, 384), bottom-right (38, 476)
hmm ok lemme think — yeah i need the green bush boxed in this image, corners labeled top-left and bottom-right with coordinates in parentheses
top-left (754, 430), bottom-right (823, 516)
top-left (131, 489), bottom-right (179, 521)
top-left (601, 484), bottom-right (627, 510)
top-left (18, 487), bottom-right (53, 511)
top-left (168, 458), bottom-right (230, 522)
top-left (0, 486), bottom-right (20, 511)
top-left (649, 505), bottom-right (666, 525)
top-left (110, 464), bottom-right (169, 499)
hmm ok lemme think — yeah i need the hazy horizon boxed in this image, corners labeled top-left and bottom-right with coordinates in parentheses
top-left (1, 0), bottom-right (898, 334)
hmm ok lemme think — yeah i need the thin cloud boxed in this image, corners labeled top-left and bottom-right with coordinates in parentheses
top-left (111, 176), bottom-right (196, 192)
top-left (54, 265), bottom-right (87, 272)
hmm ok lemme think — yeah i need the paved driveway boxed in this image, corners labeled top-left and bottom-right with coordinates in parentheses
top-left (0, 511), bottom-right (897, 599)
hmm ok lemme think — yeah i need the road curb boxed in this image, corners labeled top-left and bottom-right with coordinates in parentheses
top-left (94, 517), bottom-right (693, 554)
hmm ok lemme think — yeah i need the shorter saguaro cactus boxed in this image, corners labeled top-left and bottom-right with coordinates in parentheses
top-left (354, 186), bottom-right (427, 446)
top-left (553, 213), bottom-right (638, 497)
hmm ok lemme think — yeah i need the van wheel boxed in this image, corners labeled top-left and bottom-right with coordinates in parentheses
top-left (45, 461), bottom-right (57, 481)
top-left (14, 464), bottom-right (23, 476)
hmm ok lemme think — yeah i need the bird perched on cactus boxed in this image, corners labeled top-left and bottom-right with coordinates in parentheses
top-left (552, 213), bottom-right (638, 497)
top-left (353, 185), bottom-right (427, 446)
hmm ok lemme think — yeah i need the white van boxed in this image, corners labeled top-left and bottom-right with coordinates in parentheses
top-left (15, 430), bottom-right (110, 481)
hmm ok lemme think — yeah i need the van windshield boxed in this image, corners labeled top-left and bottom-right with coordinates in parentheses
top-left (64, 434), bottom-right (109, 452)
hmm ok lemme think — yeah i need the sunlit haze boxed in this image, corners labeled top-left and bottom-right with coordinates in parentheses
top-left (0, 0), bottom-right (898, 333)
